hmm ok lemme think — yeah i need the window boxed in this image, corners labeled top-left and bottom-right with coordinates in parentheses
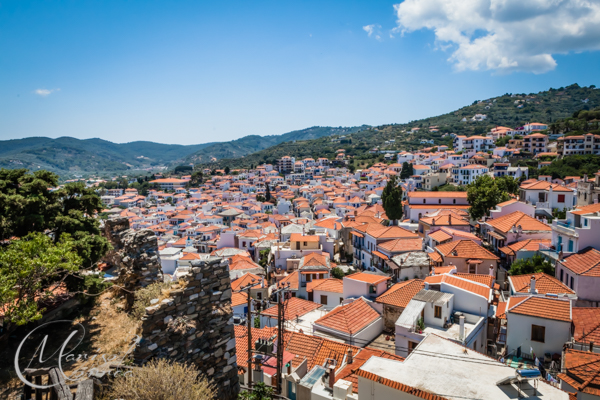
top-left (242, 241), bottom-right (246, 247)
top-left (434, 306), bottom-right (442, 319)
top-left (257, 292), bottom-right (262, 300)
top-left (340, 297), bottom-right (344, 304)
top-left (453, 199), bottom-right (456, 204)
top-left (560, 269), bottom-right (564, 282)
top-left (531, 325), bottom-right (545, 342)
top-left (408, 341), bottom-right (419, 355)
top-left (369, 285), bottom-right (376, 294)
top-left (570, 276), bottom-right (574, 289)
top-left (438, 199), bottom-right (441, 204)
top-left (473, 341), bottom-right (477, 350)
top-left (558, 194), bottom-right (565, 203)
top-left (320, 295), bottom-right (328, 305)
top-left (303, 241), bottom-right (307, 246)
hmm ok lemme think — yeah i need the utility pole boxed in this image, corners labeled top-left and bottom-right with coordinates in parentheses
top-left (271, 282), bottom-right (289, 395)
top-left (235, 280), bottom-right (261, 390)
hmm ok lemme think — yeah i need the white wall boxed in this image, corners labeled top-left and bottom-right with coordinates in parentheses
top-left (358, 376), bottom-right (425, 400)
top-left (343, 278), bottom-right (388, 299)
top-left (506, 313), bottom-right (571, 358)
top-left (313, 289), bottom-right (344, 310)
top-left (439, 284), bottom-right (489, 317)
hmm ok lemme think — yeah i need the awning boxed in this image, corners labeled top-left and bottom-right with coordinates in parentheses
top-left (488, 231), bottom-right (506, 241)
top-left (351, 231), bottom-right (364, 238)
top-left (385, 260), bottom-right (399, 270)
top-left (372, 250), bottom-right (389, 260)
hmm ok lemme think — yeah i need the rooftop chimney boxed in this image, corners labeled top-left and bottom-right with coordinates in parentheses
top-left (347, 348), bottom-right (353, 365)
top-left (459, 316), bottom-right (465, 342)
top-left (530, 276), bottom-right (537, 294)
top-left (328, 365), bottom-right (336, 389)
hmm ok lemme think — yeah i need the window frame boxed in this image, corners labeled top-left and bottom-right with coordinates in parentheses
top-left (434, 305), bottom-right (442, 319)
top-left (531, 324), bottom-right (545, 343)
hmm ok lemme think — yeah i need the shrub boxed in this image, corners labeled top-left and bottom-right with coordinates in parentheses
top-left (106, 359), bottom-right (215, 400)
top-left (131, 281), bottom-right (172, 320)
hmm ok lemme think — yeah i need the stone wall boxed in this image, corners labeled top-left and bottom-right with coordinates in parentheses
top-left (135, 257), bottom-right (240, 399)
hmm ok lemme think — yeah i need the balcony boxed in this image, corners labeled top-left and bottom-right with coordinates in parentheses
top-left (552, 220), bottom-right (578, 237)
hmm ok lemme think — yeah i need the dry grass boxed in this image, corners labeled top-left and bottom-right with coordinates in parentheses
top-left (130, 281), bottom-right (173, 320)
top-left (74, 291), bottom-right (141, 357)
top-left (104, 359), bottom-right (216, 400)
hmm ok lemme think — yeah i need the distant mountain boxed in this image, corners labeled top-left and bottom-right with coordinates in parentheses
top-left (208, 83), bottom-right (600, 170)
top-left (0, 125), bottom-right (368, 178)
top-left (182, 126), bottom-right (370, 164)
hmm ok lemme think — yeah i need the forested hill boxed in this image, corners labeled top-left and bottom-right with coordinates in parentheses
top-left (206, 83), bottom-right (599, 170)
top-left (0, 126), bottom-right (367, 178)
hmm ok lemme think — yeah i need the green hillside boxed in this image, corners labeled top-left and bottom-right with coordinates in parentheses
top-left (206, 83), bottom-right (599, 170)
top-left (182, 125), bottom-right (369, 164)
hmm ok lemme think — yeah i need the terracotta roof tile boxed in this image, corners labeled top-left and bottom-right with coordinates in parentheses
top-left (572, 308), bottom-right (600, 344)
top-left (377, 238), bottom-right (423, 252)
top-left (345, 272), bottom-right (391, 285)
top-left (441, 275), bottom-right (491, 300)
top-left (561, 247), bottom-right (600, 277)
top-left (560, 349), bottom-right (600, 396)
top-left (314, 298), bottom-right (381, 335)
top-left (485, 211), bottom-right (551, 233)
top-left (436, 240), bottom-right (499, 260)
top-left (509, 272), bottom-right (574, 295)
top-left (507, 296), bottom-right (571, 322)
top-left (306, 278), bottom-right (344, 294)
top-left (375, 279), bottom-right (425, 308)
top-left (355, 368), bottom-right (449, 400)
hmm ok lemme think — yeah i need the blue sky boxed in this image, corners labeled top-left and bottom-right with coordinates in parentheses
top-left (1, 0), bottom-right (599, 145)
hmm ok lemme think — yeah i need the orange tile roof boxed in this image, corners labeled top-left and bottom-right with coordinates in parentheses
top-left (559, 349), bottom-right (600, 396)
top-left (355, 368), bottom-right (449, 400)
top-left (570, 202), bottom-right (600, 216)
top-left (290, 233), bottom-right (320, 242)
top-left (485, 211), bottom-right (551, 233)
top-left (436, 240), bottom-right (499, 260)
top-left (356, 224), bottom-right (419, 239)
top-left (496, 296), bottom-right (528, 319)
top-left (231, 272), bottom-right (264, 291)
top-left (572, 308), bottom-right (600, 344)
top-left (314, 298), bottom-right (381, 335)
top-left (261, 297), bottom-right (322, 319)
top-left (507, 296), bottom-right (571, 322)
top-left (441, 275), bottom-right (491, 300)
top-left (336, 348), bottom-right (404, 393)
top-left (377, 238), bottom-right (423, 252)
top-left (509, 272), bottom-right (574, 295)
top-left (454, 273), bottom-right (494, 288)
top-left (306, 278), bottom-right (343, 294)
top-left (345, 272), bottom-right (391, 285)
top-left (561, 247), bottom-right (600, 276)
top-left (499, 239), bottom-right (551, 256)
top-left (428, 230), bottom-right (452, 243)
top-left (233, 325), bottom-right (278, 368)
top-left (231, 291), bottom-right (249, 307)
top-left (278, 271), bottom-right (299, 290)
top-left (375, 279), bottom-right (425, 308)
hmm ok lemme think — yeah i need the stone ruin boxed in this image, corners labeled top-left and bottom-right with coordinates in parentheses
top-left (103, 217), bottom-right (163, 308)
top-left (101, 218), bottom-right (240, 399)
top-left (135, 257), bottom-right (240, 399)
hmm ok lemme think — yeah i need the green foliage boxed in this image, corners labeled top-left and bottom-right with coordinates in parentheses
top-left (0, 169), bottom-right (110, 268)
top-left (400, 162), bottom-right (413, 179)
top-left (258, 249), bottom-right (270, 268)
top-left (538, 155), bottom-right (600, 179)
top-left (187, 171), bottom-right (204, 187)
top-left (254, 316), bottom-right (260, 329)
top-left (331, 267), bottom-right (345, 280)
top-left (0, 232), bottom-right (82, 325)
top-left (495, 176), bottom-right (520, 195)
top-left (265, 185), bottom-right (272, 202)
top-left (508, 254), bottom-right (554, 276)
top-left (174, 165), bottom-right (193, 173)
top-left (224, 166), bottom-right (230, 175)
top-left (256, 195), bottom-right (266, 203)
top-left (553, 208), bottom-right (567, 219)
top-left (434, 184), bottom-right (467, 192)
top-left (467, 175), bottom-right (510, 221)
top-left (239, 382), bottom-right (274, 400)
top-left (381, 176), bottom-right (403, 223)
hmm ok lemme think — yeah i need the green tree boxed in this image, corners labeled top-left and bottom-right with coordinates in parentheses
top-left (239, 382), bottom-right (274, 400)
top-left (508, 254), bottom-right (554, 276)
top-left (495, 176), bottom-right (519, 195)
top-left (381, 176), bottom-right (403, 224)
top-left (467, 175), bottom-right (510, 221)
top-left (400, 162), bottom-right (413, 179)
top-left (224, 166), bottom-right (231, 175)
top-left (0, 169), bottom-right (110, 268)
top-left (331, 267), bottom-right (345, 279)
top-left (265, 184), bottom-right (272, 202)
top-left (0, 232), bottom-right (82, 325)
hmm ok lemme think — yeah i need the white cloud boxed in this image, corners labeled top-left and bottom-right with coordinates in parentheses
top-left (35, 88), bottom-right (60, 97)
top-left (363, 24), bottom-right (382, 40)
top-left (393, 0), bottom-right (600, 74)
